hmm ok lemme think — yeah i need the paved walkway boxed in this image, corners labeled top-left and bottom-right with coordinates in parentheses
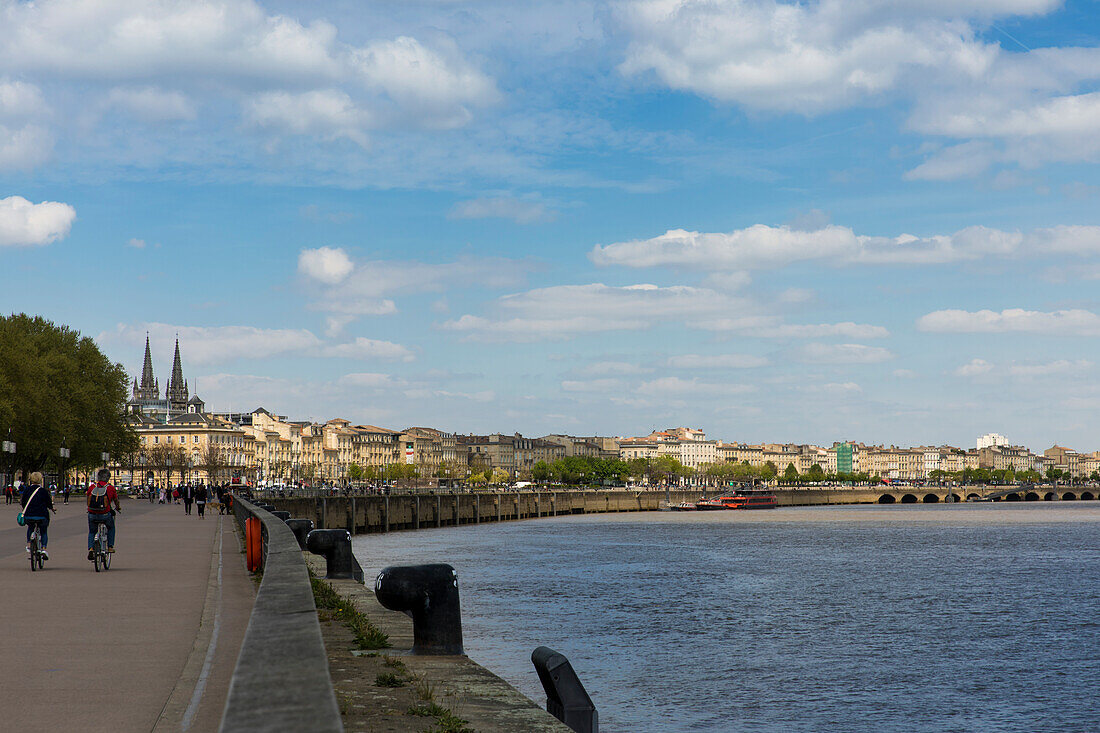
top-left (0, 497), bottom-right (255, 732)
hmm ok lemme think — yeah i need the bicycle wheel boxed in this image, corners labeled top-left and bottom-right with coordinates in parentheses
top-left (103, 548), bottom-right (112, 570)
top-left (30, 535), bottom-right (38, 572)
top-left (35, 551), bottom-right (44, 571)
top-left (94, 546), bottom-right (102, 572)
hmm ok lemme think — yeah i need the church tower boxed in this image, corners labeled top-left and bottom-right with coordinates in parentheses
top-left (132, 335), bottom-right (160, 401)
top-left (166, 338), bottom-right (190, 413)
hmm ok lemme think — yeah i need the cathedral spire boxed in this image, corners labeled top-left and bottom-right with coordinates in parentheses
top-left (167, 337), bottom-right (189, 409)
top-left (140, 334), bottom-right (156, 390)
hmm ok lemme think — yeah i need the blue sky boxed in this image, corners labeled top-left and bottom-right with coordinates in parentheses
top-left (2, 0), bottom-right (1100, 450)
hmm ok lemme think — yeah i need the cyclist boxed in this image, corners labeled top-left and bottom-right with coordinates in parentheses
top-left (20, 471), bottom-right (56, 560)
top-left (87, 468), bottom-right (121, 561)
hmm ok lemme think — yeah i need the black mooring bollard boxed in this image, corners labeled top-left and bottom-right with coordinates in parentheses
top-left (306, 529), bottom-right (361, 581)
top-left (258, 504), bottom-right (276, 512)
top-left (531, 646), bottom-right (598, 733)
top-left (285, 518), bottom-right (314, 550)
top-left (270, 510), bottom-right (290, 522)
top-left (374, 564), bottom-right (463, 655)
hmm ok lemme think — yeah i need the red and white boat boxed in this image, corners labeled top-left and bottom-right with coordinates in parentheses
top-left (696, 489), bottom-right (778, 510)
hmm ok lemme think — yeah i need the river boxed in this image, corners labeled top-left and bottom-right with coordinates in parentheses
top-left (352, 503), bottom-right (1100, 732)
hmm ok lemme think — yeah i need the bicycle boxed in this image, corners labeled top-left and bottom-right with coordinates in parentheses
top-left (92, 521), bottom-right (111, 572)
top-left (28, 524), bottom-right (45, 572)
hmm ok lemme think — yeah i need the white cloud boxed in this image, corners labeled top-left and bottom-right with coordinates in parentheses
top-left (615, 1), bottom-right (1100, 173)
top-left (616, 0), bottom-right (1006, 114)
top-left (0, 195), bottom-right (75, 246)
top-left (798, 343), bottom-right (894, 364)
top-left (339, 372), bottom-right (405, 389)
top-left (592, 222), bottom-right (1100, 270)
top-left (819, 382), bottom-right (862, 394)
top-left (107, 86), bottom-right (195, 122)
top-left (127, 238), bottom-right (146, 248)
top-left (99, 322), bottom-right (322, 366)
top-left (448, 197), bottom-right (555, 224)
top-left (578, 361), bottom-right (653, 376)
top-left (1009, 359), bottom-right (1092, 377)
top-left (0, 79), bottom-right (47, 119)
top-left (0, 124), bottom-right (52, 170)
top-left (637, 376), bottom-right (754, 397)
top-left (893, 368), bottom-right (917, 378)
top-left (562, 378), bottom-right (624, 392)
top-left (352, 36), bottom-right (499, 129)
top-left (955, 358), bottom-right (994, 376)
top-left (667, 354), bottom-right (769, 369)
top-left (918, 308), bottom-right (1100, 336)
top-left (321, 337), bottom-right (415, 362)
top-left (444, 282), bottom-right (887, 342)
top-left (245, 89), bottom-right (371, 146)
top-left (299, 246), bottom-right (354, 284)
top-left (309, 254), bottom-right (534, 318)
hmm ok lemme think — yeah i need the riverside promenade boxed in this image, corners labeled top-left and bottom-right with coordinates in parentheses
top-left (0, 497), bottom-right (255, 732)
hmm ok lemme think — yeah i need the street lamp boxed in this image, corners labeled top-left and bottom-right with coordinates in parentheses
top-left (139, 453), bottom-right (147, 494)
top-left (188, 457), bottom-right (194, 484)
top-left (59, 437), bottom-right (70, 490)
top-left (3, 429), bottom-right (16, 487)
top-left (166, 454), bottom-right (173, 490)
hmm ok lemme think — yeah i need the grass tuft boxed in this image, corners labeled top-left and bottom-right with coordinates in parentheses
top-left (310, 576), bottom-right (390, 650)
top-left (375, 672), bottom-right (405, 688)
top-left (407, 702), bottom-right (473, 733)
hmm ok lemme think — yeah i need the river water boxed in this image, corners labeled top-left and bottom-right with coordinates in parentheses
top-left (352, 503), bottom-right (1100, 732)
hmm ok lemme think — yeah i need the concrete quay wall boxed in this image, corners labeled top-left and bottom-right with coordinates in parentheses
top-left (265, 487), bottom-right (924, 534)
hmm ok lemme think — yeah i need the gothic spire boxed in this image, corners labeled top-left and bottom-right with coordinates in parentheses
top-left (140, 334), bottom-right (156, 389)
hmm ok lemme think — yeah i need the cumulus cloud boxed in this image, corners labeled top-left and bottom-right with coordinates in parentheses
top-left (798, 343), bottom-right (894, 364)
top-left (321, 337), bottom-right (415, 362)
top-left (1008, 359), bottom-right (1092, 377)
top-left (667, 354), bottom-right (769, 369)
top-left (306, 254), bottom-right (535, 318)
top-left (562, 378), bottom-right (624, 392)
top-left (592, 223), bottom-right (1100, 271)
top-left (955, 358), bottom-right (994, 376)
top-left (0, 195), bottom-right (76, 247)
top-left (99, 322), bottom-right (323, 366)
top-left (444, 282), bottom-right (887, 342)
top-left (448, 197), bottom-right (555, 224)
top-left (245, 89), bottom-right (371, 146)
top-left (299, 246), bottom-right (354, 284)
top-left (0, 124), bottom-right (52, 171)
top-left (107, 86), bottom-right (196, 122)
top-left (127, 238), bottom-right (146, 248)
top-left (918, 308), bottom-right (1100, 336)
top-left (578, 361), bottom-right (653, 376)
top-left (615, 1), bottom-right (1100, 173)
top-left (637, 376), bottom-right (754, 397)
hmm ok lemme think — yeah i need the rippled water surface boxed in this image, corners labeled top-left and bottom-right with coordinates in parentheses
top-left (353, 503), bottom-right (1100, 732)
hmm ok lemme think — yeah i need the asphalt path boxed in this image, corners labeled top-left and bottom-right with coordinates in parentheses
top-left (0, 497), bottom-right (255, 732)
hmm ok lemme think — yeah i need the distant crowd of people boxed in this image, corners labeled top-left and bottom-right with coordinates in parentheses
top-left (151, 482), bottom-right (235, 517)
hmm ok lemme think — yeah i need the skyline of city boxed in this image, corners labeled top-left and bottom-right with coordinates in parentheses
top-left (2, 1), bottom-right (1100, 449)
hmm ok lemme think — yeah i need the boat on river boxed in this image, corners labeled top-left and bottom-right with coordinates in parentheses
top-left (669, 501), bottom-right (698, 511)
top-left (696, 489), bottom-right (778, 510)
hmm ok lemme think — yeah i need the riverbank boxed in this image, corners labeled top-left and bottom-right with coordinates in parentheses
top-left (305, 554), bottom-right (568, 732)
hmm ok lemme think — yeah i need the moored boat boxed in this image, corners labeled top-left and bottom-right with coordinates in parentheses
top-left (696, 489), bottom-right (778, 510)
top-left (670, 500), bottom-right (698, 511)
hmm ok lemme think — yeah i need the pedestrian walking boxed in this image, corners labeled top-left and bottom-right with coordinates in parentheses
top-left (195, 484), bottom-right (207, 519)
top-left (181, 483), bottom-right (194, 515)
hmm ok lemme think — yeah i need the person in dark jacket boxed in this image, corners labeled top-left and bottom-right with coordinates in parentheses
top-left (20, 471), bottom-right (57, 559)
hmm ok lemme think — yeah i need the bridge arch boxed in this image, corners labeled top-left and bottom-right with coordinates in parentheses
top-left (1062, 492), bottom-right (1077, 501)
top-left (900, 493), bottom-right (918, 504)
top-left (1081, 491), bottom-right (1095, 500)
top-left (1044, 492), bottom-right (1058, 501)
top-left (966, 493), bottom-right (981, 501)
top-left (1025, 492), bottom-right (1040, 501)
top-left (1003, 492), bottom-right (1021, 502)
top-left (922, 493), bottom-right (939, 503)
top-left (878, 494), bottom-right (896, 504)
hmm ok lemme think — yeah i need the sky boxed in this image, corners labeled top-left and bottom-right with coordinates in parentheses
top-left (2, 0), bottom-right (1100, 451)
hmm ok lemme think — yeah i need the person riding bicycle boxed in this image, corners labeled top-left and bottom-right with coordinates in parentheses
top-left (20, 471), bottom-right (56, 560)
top-left (87, 468), bottom-right (121, 561)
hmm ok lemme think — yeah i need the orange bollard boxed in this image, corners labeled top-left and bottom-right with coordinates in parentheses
top-left (245, 516), bottom-right (262, 571)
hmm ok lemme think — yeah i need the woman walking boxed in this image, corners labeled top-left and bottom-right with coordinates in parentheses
top-left (195, 484), bottom-right (207, 519)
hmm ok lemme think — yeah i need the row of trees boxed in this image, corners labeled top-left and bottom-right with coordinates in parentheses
top-left (929, 467), bottom-right (1100, 485)
top-left (0, 314), bottom-right (137, 481)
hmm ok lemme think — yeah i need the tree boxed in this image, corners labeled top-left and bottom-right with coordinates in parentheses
top-left (0, 313), bottom-right (137, 478)
top-left (806, 464), bottom-right (825, 482)
top-left (782, 463), bottom-right (799, 483)
top-left (200, 444), bottom-right (228, 485)
top-left (532, 460), bottom-right (551, 483)
top-left (347, 463), bottom-right (364, 482)
top-left (761, 462), bottom-right (778, 481)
